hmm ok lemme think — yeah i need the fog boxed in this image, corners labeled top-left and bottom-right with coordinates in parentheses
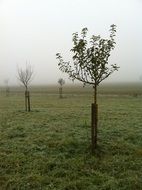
top-left (0, 0), bottom-right (142, 86)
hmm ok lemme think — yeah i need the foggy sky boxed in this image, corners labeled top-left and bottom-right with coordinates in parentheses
top-left (0, 0), bottom-right (142, 86)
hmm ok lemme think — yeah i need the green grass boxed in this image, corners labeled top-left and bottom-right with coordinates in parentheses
top-left (0, 84), bottom-right (142, 189)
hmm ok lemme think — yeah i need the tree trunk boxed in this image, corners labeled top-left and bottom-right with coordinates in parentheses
top-left (6, 87), bottom-right (10, 97)
top-left (91, 85), bottom-right (98, 153)
top-left (25, 90), bottom-right (28, 111)
top-left (27, 91), bottom-right (31, 112)
top-left (59, 87), bottom-right (63, 98)
top-left (25, 90), bottom-right (31, 112)
top-left (91, 103), bottom-right (98, 152)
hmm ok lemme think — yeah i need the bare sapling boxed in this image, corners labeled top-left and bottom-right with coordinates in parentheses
top-left (18, 64), bottom-right (34, 112)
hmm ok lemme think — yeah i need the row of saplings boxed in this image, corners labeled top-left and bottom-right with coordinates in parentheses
top-left (18, 25), bottom-right (119, 153)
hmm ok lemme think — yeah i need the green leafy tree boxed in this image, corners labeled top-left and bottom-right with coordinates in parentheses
top-left (56, 25), bottom-right (119, 152)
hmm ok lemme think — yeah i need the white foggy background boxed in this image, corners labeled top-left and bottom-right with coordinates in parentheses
top-left (0, 0), bottom-right (142, 86)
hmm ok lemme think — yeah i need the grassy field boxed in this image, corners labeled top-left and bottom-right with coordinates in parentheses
top-left (0, 83), bottom-right (142, 189)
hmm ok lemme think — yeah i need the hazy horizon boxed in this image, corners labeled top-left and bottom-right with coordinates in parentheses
top-left (0, 0), bottom-right (142, 86)
top-left (1, 81), bottom-right (142, 88)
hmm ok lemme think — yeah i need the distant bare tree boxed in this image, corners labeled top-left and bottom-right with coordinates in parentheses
top-left (18, 64), bottom-right (33, 111)
top-left (58, 78), bottom-right (65, 98)
top-left (4, 79), bottom-right (10, 96)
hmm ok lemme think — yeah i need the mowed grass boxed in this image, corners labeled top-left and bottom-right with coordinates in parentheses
top-left (0, 83), bottom-right (142, 190)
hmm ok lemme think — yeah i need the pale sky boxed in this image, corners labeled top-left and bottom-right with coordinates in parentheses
top-left (0, 0), bottom-right (142, 86)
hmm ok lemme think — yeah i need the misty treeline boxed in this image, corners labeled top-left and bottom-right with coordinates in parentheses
top-left (1, 25), bottom-right (119, 153)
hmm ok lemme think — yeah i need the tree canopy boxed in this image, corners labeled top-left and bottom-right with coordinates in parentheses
top-left (56, 24), bottom-right (119, 87)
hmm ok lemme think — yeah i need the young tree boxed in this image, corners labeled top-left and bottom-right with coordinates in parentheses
top-left (58, 78), bottom-right (65, 98)
top-left (18, 64), bottom-right (33, 112)
top-left (56, 24), bottom-right (119, 152)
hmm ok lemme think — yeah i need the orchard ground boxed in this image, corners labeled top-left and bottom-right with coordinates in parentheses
top-left (0, 83), bottom-right (142, 190)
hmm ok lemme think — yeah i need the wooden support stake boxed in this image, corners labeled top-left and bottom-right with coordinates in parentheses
top-left (91, 103), bottom-right (98, 153)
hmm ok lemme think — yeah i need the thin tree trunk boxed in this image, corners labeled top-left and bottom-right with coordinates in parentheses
top-left (94, 84), bottom-right (97, 104)
top-left (91, 85), bottom-right (98, 153)
top-left (59, 87), bottom-right (63, 98)
top-left (6, 87), bottom-right (10, 97)
top-left (27, 91), bottom-right (31, 112)
top-left (25, 90), bottom-right (27, 111)
top-left (91, 103), bottom-right (98, 151)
